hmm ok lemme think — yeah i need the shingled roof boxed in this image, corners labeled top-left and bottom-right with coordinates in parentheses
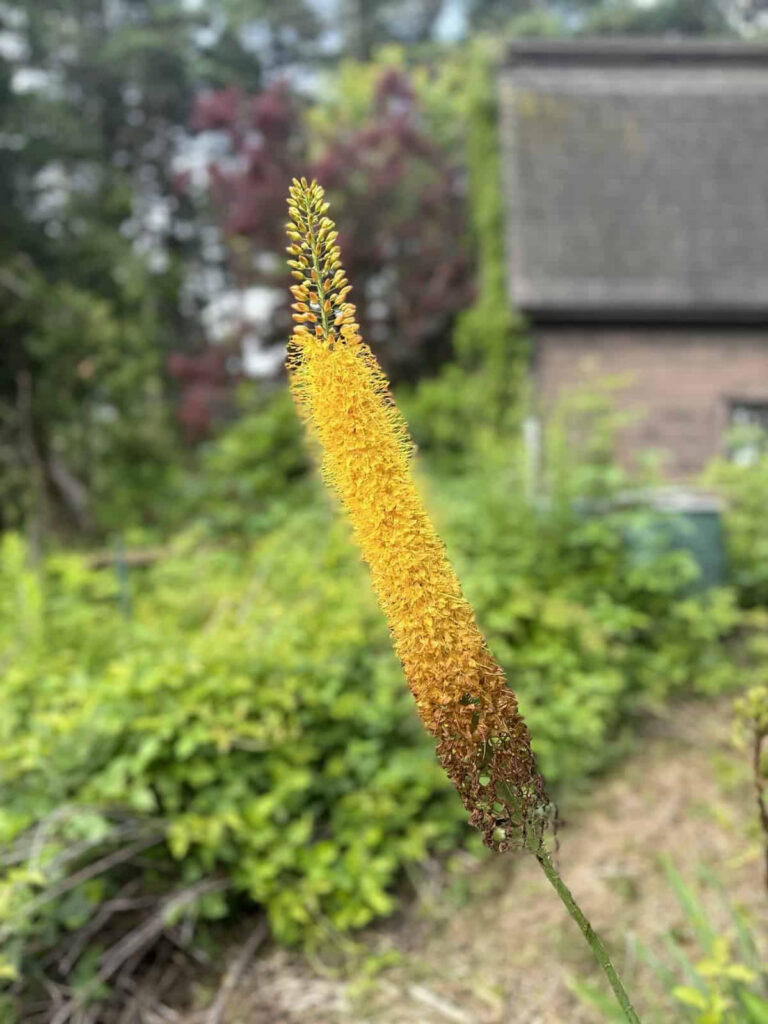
top-left (498, 39), bottom-right (768, 320)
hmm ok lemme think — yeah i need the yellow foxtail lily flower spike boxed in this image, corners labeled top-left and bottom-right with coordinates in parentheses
top-left (285, 178), bottom-right (550, 852)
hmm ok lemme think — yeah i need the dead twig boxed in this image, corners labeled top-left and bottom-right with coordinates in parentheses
top-left (87, 548), bottom-right (169, 570)
top-left (58, 880), bottom-right (144, 976)
top-left (98, 878), bottom-right (230, 983)
top-left (5, 832), bottom-right (165, 944)
top-left (408, 984), bottom-right (472, 1024)
top-left (113, 976), bottom-right (181, 1024)
top-left (203, 921), bottom-right (268, 1024)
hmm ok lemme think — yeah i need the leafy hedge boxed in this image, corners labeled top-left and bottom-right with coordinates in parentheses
top-left (0, 515), bottom-right (463, 966)
top-left (0, 385), bottom-right (754, 1016)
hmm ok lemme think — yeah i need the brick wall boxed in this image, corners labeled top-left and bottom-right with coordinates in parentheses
top-left (533, 327), bottom-right (768, 476)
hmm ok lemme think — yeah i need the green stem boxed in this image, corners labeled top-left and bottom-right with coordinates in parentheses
top-left (536, 848), bottom-right (642, 1024)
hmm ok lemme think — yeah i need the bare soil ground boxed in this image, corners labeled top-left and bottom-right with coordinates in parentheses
top-left (187, 701), bottom-right (766, 1024)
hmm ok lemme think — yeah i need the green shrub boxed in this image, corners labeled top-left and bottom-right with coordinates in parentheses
top-left (703, 427), bottom-right (768, 608)
top-left (437, 444), bottom-right (740, 784)
top-left (0, 382), bottom-right (749, 1018)
top-left (176, 386), bottom-right (312, 539)
top-left (0, 516), bottom-right (464, 956)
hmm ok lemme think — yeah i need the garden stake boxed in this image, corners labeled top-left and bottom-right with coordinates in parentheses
top-left (284, 177), bottom-right (642, 1023)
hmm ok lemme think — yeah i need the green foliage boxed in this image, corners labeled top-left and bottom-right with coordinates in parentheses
top-left (0, 516), bottom-right (466, 1009)
top-left (335, 0), bottom-right (446, 60)
top-left (308, 44), bottom-right (469, 155)
top-left (735, 683), bottom-right (768, 745)
top-left (0, 0), bottom-right (201, 539)
top-left (467, 0), bottom-right (571, 33)
top-left (398, 44), bottom-right (531, 462)
top-left (658, 862), bottom-right (768, 1024)
top-left (577, 862), bottom-right (768, 1023)
top-left (399, 365), bottom-right (504, 470)
top-left (0, 260), bottom-right (178, 537)
top-left (734, 680), bottom-right (768, 886)
top-left (581, 0), bottom-right (732, 36)
top-left (452, 43), bottom-right (528, 431)
top-left (704, 430), bottom-right (768, 607)
top-left (432, 387), bottom-right (741, 784)
top-left (467, 0), bottom-right (742, 38)
top-left (503, 9), bottom-right (574, 37)
top-left (176, 386), bottom-right (312, 538)
top-left (0, 380), bottom-right (753, 1017)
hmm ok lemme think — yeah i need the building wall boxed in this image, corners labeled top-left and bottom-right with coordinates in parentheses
top-left (533, 327), bottom-right (768, 476)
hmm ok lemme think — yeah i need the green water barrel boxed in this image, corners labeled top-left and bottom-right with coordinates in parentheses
top-left (627, 488), bottom-right (727, 591)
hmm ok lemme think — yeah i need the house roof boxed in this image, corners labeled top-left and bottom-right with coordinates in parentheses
top-left (499, 39), bottom-right (768, 320)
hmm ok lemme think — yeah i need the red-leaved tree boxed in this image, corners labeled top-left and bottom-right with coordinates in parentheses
top-left (185, 67), bottom-right (471, 417)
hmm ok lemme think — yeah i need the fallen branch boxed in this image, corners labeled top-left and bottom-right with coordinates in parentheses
top-left (203, 921), bottom-right (268, 1024)
top-left (99, 878), bottom-right (231, 983)
top-left (87, 547), bottom-right (169, 570)
top-left (408, 984), bottom-right (472, 1024)
top-left (3, 833), bottom-right (164, 944)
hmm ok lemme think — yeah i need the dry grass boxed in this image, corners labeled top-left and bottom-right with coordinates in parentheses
top-left (187, 700), bottom-right (766, 1024)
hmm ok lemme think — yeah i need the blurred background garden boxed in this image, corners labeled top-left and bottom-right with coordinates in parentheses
top-left (3, 1), bottom-right (768, 1021)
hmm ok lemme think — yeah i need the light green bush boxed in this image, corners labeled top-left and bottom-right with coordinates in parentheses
top-left (176, 386), bottom-right (312, 539)
top-left (0, 382), bottom-right (750, 1017)
top-left (703, 427), bottom-right (768, 608)
top-left (0, 516), bottom-right (464, 968)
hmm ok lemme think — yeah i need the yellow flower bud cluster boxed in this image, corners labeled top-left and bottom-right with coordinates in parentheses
top-left (285, 178), bottom-right (549, 851)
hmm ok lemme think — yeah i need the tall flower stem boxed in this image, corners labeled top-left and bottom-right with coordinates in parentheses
top-left (284, 178), bottom-right (643, 1024)
top-left (535, 848), bottom-right (641, 1023)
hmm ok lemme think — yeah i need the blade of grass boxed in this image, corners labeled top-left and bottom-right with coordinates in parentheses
top-left (738, 989), bottom-right (768, 1024)
top-left (659, 934), bottom-right (700, 988)
top-left (571, 979), bottom-right (629, 1023)
top-left (697, 865), bottom-right (761, 969)
top-left (661, 857), bottom-right (716, 951)
top-left (633, 936), bottom-right (679, 990)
